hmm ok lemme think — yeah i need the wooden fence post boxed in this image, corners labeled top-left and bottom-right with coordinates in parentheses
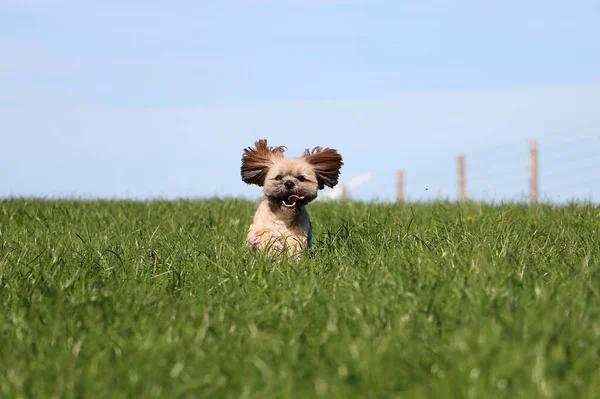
top-left (340, 185), bottom-right (349, 201)
top-left (396, 171), bottom-right (405, 203)
top-left (529, 140), bottom-right (538, 205)
top-left (457, 154), bottom-right (466, 203)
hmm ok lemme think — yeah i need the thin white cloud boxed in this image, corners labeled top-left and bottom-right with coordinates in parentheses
top-left (2, 81), bottom-right (600, 202)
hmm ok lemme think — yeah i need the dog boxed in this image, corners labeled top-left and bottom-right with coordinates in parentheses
top-left (241, 139), bottom-right (343, 257)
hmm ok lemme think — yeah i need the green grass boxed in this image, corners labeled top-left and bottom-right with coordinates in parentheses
top-left (1, 199), bottom-right (599, 398)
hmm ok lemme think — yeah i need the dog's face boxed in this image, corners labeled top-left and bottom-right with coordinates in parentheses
top-left (241, 140), bottom-right (343, 209)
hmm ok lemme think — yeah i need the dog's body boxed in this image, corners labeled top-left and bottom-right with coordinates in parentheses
top-left (241, 140), bottom-right (342, 257)
top-left (246, 199), bottom-right (312, 255)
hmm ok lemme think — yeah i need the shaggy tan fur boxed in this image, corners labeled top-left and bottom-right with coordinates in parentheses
top-left (241, 139), bottom-right (343, 257)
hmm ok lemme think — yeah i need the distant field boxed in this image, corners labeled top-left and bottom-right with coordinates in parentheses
top-left (1, 199), bottom-right (599, 398)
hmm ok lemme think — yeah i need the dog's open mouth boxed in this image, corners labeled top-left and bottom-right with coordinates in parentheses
top-left (282, 194), bottom-right (305, 208)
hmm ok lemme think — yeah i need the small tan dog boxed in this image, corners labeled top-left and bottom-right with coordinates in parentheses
top-left (241, 139), bottom-right (343, 257)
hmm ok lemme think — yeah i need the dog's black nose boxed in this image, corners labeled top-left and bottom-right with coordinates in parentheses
top-left (284, 180), bottom-right (295, 189)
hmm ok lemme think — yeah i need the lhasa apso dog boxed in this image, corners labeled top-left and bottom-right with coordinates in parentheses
top-left (241, 139), bottom-right (343, 257)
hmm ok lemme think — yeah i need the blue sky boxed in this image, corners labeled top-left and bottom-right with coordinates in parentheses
top-left (1, 0), bottom-right (600, 202)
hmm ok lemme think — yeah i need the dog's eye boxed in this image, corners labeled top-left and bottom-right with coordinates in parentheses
top-left (297, 175), bottom-right (306, 182)
top-left (275, 175), bottom-right (283, 180)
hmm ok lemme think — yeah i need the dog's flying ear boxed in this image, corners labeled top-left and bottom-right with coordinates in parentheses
top-left (241, 139), bottom-right (286, 186)
top-left (302, 146), bottom-right (343, 189)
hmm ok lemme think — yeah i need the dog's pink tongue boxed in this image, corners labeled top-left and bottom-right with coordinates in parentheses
top-left (288, 195), bottom-right (305, 202)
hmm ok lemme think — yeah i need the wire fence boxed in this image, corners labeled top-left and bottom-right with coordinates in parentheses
top-left (334, 136), bottom-right (600, 204)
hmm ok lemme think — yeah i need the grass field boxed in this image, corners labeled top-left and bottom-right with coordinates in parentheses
top-left (1, 199), bottom-right (599, 398)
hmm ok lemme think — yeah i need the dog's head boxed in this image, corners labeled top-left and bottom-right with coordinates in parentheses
top-left (241, 139), bottom-right (343, 209)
